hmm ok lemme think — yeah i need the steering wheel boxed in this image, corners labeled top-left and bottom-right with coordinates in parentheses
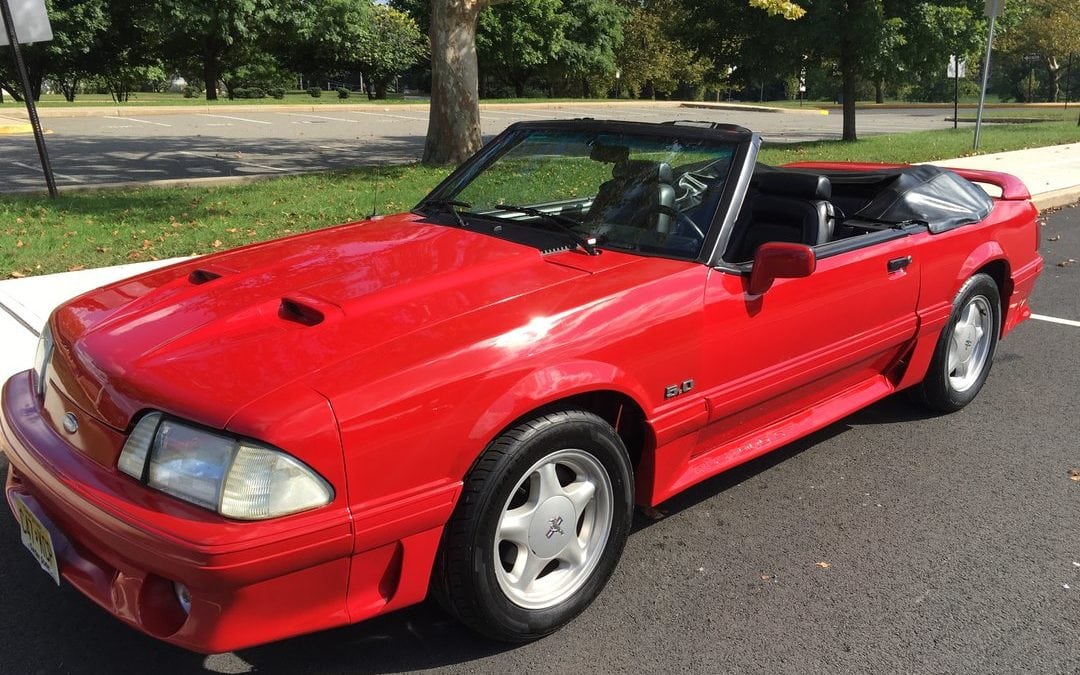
top-left (659, 206), bottom-right (706, 241)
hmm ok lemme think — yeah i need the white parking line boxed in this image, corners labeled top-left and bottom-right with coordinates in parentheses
top-left (114, 116), bottom-right (172, 127)
top-left (199, 113), bottom-right (272, 125)
top-left (178, 150), bottom-right (289, 172)
top-left (11, 161), bottom-right (85, 183)
top-left (1031, 314), bottom-right (1080, 328)
top-left (279, 112), bottom-right (356, 123)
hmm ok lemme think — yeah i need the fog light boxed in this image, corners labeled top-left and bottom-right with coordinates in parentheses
top-left (174, 582), bottom-right (192, 614)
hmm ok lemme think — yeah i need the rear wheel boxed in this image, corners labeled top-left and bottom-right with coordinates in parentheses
top-left (433, 410), bottom-right (633, 642)
top-left (910, 273), bottom-right (1001, 412)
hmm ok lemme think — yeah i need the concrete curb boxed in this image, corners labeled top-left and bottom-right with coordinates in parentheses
top-left (0, 99), bottom-right (835, 121)
top-left (682, 102), bottom-right (829, 116)
top-left (0, 123), bottom-right (33, 134)
top-left (5, 170), bottom-right (326, 195)
top-left (1033, 187), bottom-right (1080, 211)
top-left (0, 100), bottom-right (678, 120)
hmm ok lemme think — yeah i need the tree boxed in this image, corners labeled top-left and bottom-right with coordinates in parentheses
top-left (358, 6), bottom-right (428, 98)
top-left (159, 0), bottom-right (278, 100)
top-left (897, 3), bottom-right (983, 103)
top-left (0, 0), bottom-right (108, 102)
top-left (1004, 0), bottom-right (1080, 102)
top-left (90, 0), bottom-right (166, 103)
top-left (552, 0), bottom-right (625, 98)
top-left (616, 3), bottom-right (708, 100)
top-left (477, 0), bottom-right (566, 97)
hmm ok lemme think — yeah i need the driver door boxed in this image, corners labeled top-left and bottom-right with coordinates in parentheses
top-left (694, 234), bottom-right (921, 456)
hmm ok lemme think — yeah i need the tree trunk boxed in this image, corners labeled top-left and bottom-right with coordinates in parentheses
top-left (204, 57), bottom-right (220, 101)
top-left (61, 78), bottom-right (79, 103)
top-left (875, 78), bottom-right (884, 104)
top-left (375, 81), bottom-right (387, 99)
top-left (840, 35), bottom-right (858, 141)
top-left (423, 0), bottom-right (484, 166)
top-left (1046, 57), bottom-right (1061, 102)
top-left (513, 80), bottom-right (524, 98)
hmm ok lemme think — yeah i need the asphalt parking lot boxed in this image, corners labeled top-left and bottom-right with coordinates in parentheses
top-left (0, 104), bottom-right (960, 191)
top-left (0, 205), bottom-right (1077, 674)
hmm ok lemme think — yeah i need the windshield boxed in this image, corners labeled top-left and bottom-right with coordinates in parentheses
top-left (429, 128), bottom-right (739, 260)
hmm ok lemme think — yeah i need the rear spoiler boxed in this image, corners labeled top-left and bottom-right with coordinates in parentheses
top-left (782, 161), bottom-right (1032, 202)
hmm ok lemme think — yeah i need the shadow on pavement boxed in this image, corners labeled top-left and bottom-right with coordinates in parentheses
top-left (0, 133), bottom-right (428, 191)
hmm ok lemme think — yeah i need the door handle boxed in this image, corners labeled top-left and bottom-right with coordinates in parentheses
top-left (888, 256), bottom-right (912, 273)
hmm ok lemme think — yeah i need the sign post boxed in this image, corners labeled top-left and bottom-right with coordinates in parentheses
top-left (974, 0), bottom-right (1003, 151)
top-left (0, 0), bottom-right (57, 197)
top-left (948, 56), bottom-right (966, 130)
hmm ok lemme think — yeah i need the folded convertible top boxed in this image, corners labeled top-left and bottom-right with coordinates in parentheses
top-left (842, 165), bottom-right (994, 233)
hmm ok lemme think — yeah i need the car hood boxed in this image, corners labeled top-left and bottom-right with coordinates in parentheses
top-left (49, 213), bottom-right (598, 431)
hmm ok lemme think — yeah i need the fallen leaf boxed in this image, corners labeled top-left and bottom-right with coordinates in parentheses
top-left (212, 239), bottom-right (223, 249)
top-left (1058, 259), bottom-right (1077, 268)
top-left (640, 505), bottom-right (666, 520)
top-left (15, 240), bottom-right (24, 248)
top-left (1047, 235), bottom-right (1061, 242)
top-left (760, 574), bottom-right (772, 581)
top-left (816, 561), bottom-right (831, 569)
top-left (68, 265), bottom-right (85, 272)
top-left (1070, 468), bottom-right (1080, 482)
top-left (9, 271), bottom-right (27, 278)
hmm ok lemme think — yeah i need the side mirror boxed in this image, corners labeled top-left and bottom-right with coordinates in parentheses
top-left (748, 242), bottom-right (817, 295)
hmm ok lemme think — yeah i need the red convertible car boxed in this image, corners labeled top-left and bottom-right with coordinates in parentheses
top-left (2, 120), bottom-right (1042, 653)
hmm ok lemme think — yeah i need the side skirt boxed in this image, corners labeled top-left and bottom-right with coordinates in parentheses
top-left (651, 374), bottom-right (896, 504)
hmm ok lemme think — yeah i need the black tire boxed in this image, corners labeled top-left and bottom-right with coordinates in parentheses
top-left (432, 410), bottom-right (634, 642)
top-left (910, 273), bottom-right (1001, 413)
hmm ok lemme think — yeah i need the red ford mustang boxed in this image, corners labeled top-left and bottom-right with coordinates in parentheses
top-left (2, 120), bottom-right (1042, 653)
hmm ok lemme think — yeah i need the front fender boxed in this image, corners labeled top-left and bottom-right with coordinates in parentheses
top-left (465, 359), bottom-right (654, 452)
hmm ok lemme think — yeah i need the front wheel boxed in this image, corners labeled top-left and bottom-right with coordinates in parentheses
top-left (433, 410), bottom-right (634, 642)
top-left (910, 273), bottom-right (1001, 413)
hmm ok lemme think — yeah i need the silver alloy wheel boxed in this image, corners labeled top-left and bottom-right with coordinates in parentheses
top-left (947, 295), bottom-right (993, 393)
top-left (493, 448), bottom-right (613, 610)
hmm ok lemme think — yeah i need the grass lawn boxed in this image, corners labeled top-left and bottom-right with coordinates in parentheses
top-left (2, 121), bottom-right (1078, 278)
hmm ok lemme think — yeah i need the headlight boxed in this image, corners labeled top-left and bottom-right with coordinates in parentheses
top-left (33, 324), bottom-right (54, 398)
top-left (118, 413), bottom-right (333, 520)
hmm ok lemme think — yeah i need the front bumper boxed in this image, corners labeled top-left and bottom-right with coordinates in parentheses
top-left (1, 371), bottom-right (361, 653)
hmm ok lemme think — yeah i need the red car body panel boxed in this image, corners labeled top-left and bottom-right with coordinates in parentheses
top-left (1, 145), bottom-right (1042, 653)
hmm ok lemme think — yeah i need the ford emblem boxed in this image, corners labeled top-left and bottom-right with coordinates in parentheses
top-left (62, 413), bottom-right (79, 435)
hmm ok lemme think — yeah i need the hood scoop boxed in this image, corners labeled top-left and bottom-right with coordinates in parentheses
top-left (279, 297), bottom-right (327, 327)
top-left (188, 268), bottom-right (223, 285)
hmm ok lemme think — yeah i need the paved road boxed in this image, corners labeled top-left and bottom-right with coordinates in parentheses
top-left (0, 104), bottom-right (964, 191)
top-left (0, 205), bottom-right (1077, 673)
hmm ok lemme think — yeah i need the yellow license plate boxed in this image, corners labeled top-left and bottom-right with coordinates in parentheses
top-left (14, 495), bottom-right (60, 585)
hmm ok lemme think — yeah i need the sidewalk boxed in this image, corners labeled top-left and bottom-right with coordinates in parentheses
top-left (1, 143), bottom-right (1078, 383)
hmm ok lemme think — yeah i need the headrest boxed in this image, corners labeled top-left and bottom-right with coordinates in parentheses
top-left (612, 160), bottom-right (673, 184)
top-left (590, 143), bottom-right (630, 164)
top-left (758, 171), bottom-right (832, 200)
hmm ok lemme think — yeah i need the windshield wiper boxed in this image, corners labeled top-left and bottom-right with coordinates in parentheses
top-left (418, 199), bottom-right (471, 228)
top-left (493, 204), bottom-right (599, 256)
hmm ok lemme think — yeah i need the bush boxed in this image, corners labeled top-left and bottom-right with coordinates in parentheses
top-left (307, 86), bottom-right (322, 98)
top-left (270, 87), bottom-right (286, 100)
top-left (182, 85), bottom-right (202, 99)
top-left (232, 87), bottom-right (267, 99)
top-left (337, 87), bottom-right (351, 99)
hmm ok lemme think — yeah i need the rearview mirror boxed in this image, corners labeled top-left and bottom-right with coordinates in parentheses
top-left (749, 242), bottom-right (817, 295)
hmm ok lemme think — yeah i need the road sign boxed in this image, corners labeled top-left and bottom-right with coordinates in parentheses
top-left (948, 56), bottom-right (967, 79)
top-left (984, 0), bottom-right (1004, 19)
top-left (0, 0), bottom-right (51, 46)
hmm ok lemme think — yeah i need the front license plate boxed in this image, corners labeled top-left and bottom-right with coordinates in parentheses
top-left (14, 494), bottom-right (60, 585)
